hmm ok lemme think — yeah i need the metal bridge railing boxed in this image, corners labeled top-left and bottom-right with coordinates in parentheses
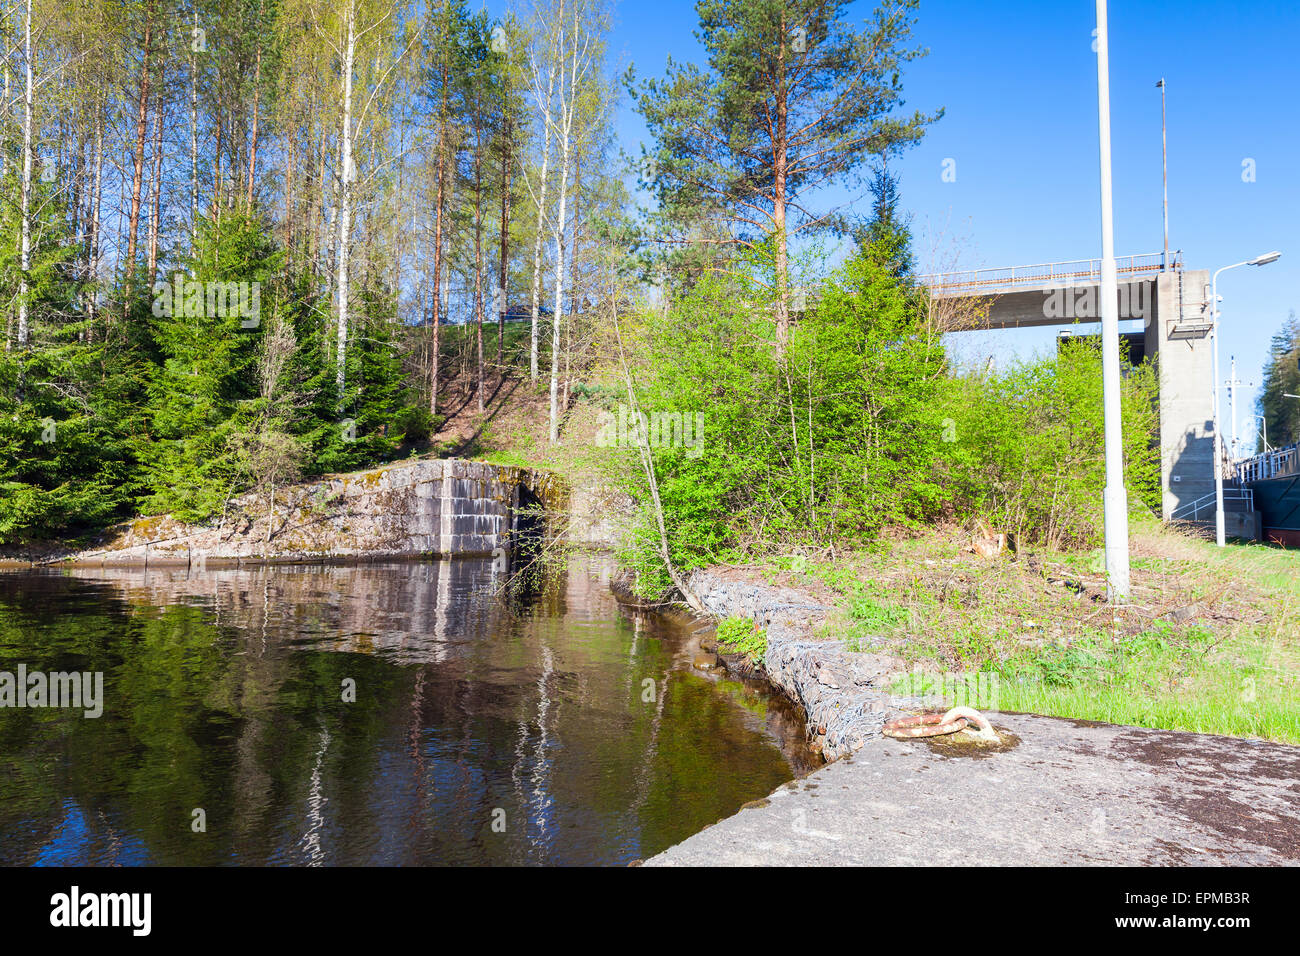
top-left (919, 251), bottom-right (1181, 296)
top-left (1235, 443), bottom-right (1300, 484)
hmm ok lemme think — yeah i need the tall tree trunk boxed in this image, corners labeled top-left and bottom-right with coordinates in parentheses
top-left (1, 6), bottom-right (9, 183)
top-left (87, 106), bottom-right (103, 324)
top-left (772, 13), bottom-right (790, 360)
top-left (528, 16), bottom-right (560, 385)
top-left (429, 36), bottom-right (450, 418)
top-left (190, 6), bottom-right (198, 243)
top-left (14, 0), bottom-right (33, 350)
top-left (126, 1), bottom-right (156, 280)
top-left (497, 70), bottom-right (511, 366)
top-left (548, 6), bottom-right (579, 444)
top-left (246, 2), bottom-right (264, 212)
top-left (335, 0), bottom-right (357, 405)
top-left (285, 133), bottom-right (296, 253)
top-left (474, 136), bottom-right (485, 415)
top-left (148, 84), bottom-right (164, 285)
top-left (315, 120), bottom-right (327, 276)
top-left (71, 89), bottom-right (88, 252)
top-left (563, 152), bottom-right (580, 413)
top-left (213, 116), bottom-right (223, 217)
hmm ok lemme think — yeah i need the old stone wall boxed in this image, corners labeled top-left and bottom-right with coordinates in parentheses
top-left (65, 459), bottom-right (574, 567)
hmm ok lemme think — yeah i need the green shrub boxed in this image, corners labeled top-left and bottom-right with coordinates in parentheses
top-left (715, 616), bottom-right (767, 663)
top-left (611, 245), bottom-right (1162, 590)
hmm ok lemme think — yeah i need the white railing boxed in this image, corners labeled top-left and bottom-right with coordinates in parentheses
top-left (919, 251), bottom-right (1180, 296)
top-left (1235, 443), bottom-right (1300, 483)
top-left (1170, 486), bottom-right (1254, 522)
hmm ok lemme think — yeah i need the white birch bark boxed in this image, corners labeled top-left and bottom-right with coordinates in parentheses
top-left (15, 0), bottom-right (33, 349)
top-left (547, 0), bottom-right (594, 443)
top-left (190, 7), bottom-right (198, 243)
top-left (525, 4), bottom-right (561, 384)
top-left (334, 0), bottom-right (357, 404)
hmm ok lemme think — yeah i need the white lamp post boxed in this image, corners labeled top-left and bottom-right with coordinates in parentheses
top-left (1094, 1), bottom-right (1129, 601)
top-left (1211, 251), bottom-right (1281, 546)
top-left (1156, 78), bottom-right (1169, 271)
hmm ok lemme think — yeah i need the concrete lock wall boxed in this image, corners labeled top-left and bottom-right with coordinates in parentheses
top-left (77, 459), bottom-right (575, 567)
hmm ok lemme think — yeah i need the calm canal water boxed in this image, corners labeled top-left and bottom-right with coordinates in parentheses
top-left (0, 557), bottom-right (809, 865)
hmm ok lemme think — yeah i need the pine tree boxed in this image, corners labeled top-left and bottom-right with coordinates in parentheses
top-left (302, 278), bottom-right (428, 475)
top-left (632, 0), bottom-right (940, 357)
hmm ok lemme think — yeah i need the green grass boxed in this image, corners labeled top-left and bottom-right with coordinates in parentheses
top-left (792, 520), bottom-right (1300, 744)
top-left (991, 620), bottom-right (1299, 741)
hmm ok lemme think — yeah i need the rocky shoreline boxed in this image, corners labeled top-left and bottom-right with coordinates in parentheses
top-left (683, 568), bottom-right (915, 762)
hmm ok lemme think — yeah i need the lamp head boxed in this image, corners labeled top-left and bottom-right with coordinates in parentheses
top-left (1248, 251), bottom-right (1281, 266)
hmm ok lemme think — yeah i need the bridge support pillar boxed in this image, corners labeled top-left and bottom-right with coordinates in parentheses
top-left (1151, 269), bottom-right (1216, 520)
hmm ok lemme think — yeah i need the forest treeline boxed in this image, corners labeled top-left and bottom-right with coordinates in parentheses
top-left (1, 0), bottom-right (1163, 571)
top-left (1258, 312), bottom-right (1300, 450)
top-left (1, 0), bottom-right (628, 538)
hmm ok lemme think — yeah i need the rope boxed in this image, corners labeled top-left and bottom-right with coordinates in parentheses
top-left (883, 706), bottom-right (1000, 743)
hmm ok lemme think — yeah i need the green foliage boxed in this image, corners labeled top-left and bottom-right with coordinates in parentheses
top-left (2, 201), bottom-right (431, 540)
top-left (0, 172), bottom-right (145, 542)
top-left (631, 0), bottom-right (939, 278)
top-left (0, 340), bottom-right (145, 542)
top-left (937, 336), bottom-right (1162, 548)
top-left (848, 594), bottom-right (907, 631)
top-left (143, 212), bottom-right (282, 521)
top-left (615, 237), bottom-right (1161, 586)
top-left (715, 616), bottom-right (766, 662)
top-left (1258, 311), bottom-right (1300, 449)
top-left (854, 164), bottom-right (914, 279)
top-left (305, 282), bottom-right (429, 474)
top-left (618, 243), bottom-right (950, 576)
top-left (787, 252), bottom-right (949, 539)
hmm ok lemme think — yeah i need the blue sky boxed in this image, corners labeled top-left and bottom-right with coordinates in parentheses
top-left (498, 0), bottom-right (1298, 427)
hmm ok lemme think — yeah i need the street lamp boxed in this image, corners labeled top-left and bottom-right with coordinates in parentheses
top-left (1156, 79), bottom-right (1169, 271)
top-left (1210, 251), bottom-right (1282, 546)
top-left (1094, 1), bottom-right (1129, 601)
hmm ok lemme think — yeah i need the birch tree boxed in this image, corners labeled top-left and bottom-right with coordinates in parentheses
top-left (521, 0), bottom-right (560, 385)
top-left (307, 0), bottom-right (418, 405)
top-left (14, 0), bottom-right (33, 349)
top-left (538, 0), bottom-right (605, 443)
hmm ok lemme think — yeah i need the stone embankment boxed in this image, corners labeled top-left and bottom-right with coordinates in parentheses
top-left (14, 458), bottom-right (615, 568)
top-left (686, 569), bottom-right (914, 761)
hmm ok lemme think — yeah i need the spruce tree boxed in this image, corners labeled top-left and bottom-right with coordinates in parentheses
top-left (0, 169), bottom-right (143, 542)
top-left (143, 212), bottom-right (281, 521)
top-left (1258, 312), bottom-right (1300, 449)
top-left (855, 164), bottom-right (914, 280)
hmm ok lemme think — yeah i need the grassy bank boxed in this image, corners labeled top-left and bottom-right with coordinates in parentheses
top-left (760, 519), bottom-right (1300, 744)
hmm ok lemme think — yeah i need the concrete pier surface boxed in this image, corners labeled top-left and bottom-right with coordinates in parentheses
top-left (647, 712), bottom-right (1300, 866)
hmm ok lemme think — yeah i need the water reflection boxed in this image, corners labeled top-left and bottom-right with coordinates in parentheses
top-left (0, 557), bottom-right (808, 865)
